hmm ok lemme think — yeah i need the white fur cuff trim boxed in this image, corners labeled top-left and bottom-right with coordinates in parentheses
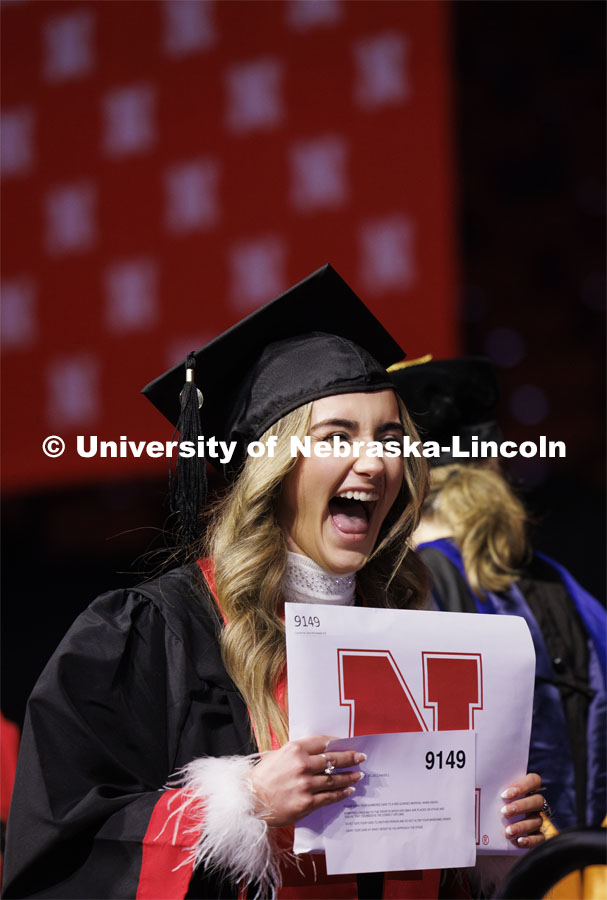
top-left (174, 754), bottom-right (282, 898)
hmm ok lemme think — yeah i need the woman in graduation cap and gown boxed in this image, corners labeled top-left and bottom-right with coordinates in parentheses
top-left (3, 267), bottom-right (547, 900)
top-left (390, 356), bottom-right (606, 834)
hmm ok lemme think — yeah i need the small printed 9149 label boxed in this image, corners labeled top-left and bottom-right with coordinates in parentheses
top-left (293, 614), bottom-right (321, 628)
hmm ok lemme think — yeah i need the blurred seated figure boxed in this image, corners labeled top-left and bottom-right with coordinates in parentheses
top-left (390, 356), bottom-right (606, 831)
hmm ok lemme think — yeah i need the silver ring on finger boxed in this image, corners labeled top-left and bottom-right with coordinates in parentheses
top-left (540, 799), bottom-right (551, 817)
top-left (320, 753), bottom-right (335, 776)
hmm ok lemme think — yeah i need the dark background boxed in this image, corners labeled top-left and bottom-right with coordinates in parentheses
top-left (2, 1), bottom-right (605, 727)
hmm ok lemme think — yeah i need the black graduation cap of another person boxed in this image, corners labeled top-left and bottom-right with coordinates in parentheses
top-left (388, 356), bottom-right (500, 467)
top-left (142, 264), bottom-right (405, 545)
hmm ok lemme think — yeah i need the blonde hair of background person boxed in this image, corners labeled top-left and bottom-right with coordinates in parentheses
top-left (207, 397), bottom-right (429, 752)
top-left (414, 463), bottom-right (528, 598)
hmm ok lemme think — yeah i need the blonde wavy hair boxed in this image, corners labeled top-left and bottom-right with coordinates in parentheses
top-left (203, 395), bottom-right (429, 751)
top-left (425, 464), bottom-right (528, 598)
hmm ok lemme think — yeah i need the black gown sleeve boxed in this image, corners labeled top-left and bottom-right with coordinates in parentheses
top-left (417, 546), bottom-right (477, 613)
top-left (2, 566), bottom-right (255, 899)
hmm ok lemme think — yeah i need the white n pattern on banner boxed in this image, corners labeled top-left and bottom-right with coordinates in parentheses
top-left (358, 215), bottom-right (416, 291)
top-left (0, 277), bottom-right (37, 350)
top-left (164, 159), bottom-right (221, 232)
top-left (42, 10), bottom-right (95, 82)
top-left (287, 0), bottom-right (342, 31)
top-left (46, 354), bottom-right (100, 426)
top-left (104, 259), bottom-right (159, 334)
top-left (165, 333), bottom-right (218, 368)
top-left (44, 182), bottom-right (96, 255)
top-left (289, 135), bottom-right (348, 212)
top-left (225, 59), bottom-right (284, 133)
top-left (353, 33), bottom-right (409, 110)
top-left (162, 0), bottom-right (216, 56)
top-left (103, 85), bottom-right (156, 158)
top-left (228, 236), bottom-right (286, 313)
top-left (0, 108), bottom-right (35, 177)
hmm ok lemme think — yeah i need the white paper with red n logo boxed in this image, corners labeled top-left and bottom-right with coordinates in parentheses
top-left (285, 604), bottom-right (535, 863)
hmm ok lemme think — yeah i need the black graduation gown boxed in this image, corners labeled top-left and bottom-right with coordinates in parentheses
top-left (3, 565), bottom-right (256, 899)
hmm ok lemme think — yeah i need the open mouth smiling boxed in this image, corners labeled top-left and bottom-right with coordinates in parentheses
top-left (328, 490), bottom-right (380, 538)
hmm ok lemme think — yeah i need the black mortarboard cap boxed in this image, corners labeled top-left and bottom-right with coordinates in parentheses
top-left (143, 264), bottom-right (404, 506)
top-left (389, 356), bottom-right (500, 466)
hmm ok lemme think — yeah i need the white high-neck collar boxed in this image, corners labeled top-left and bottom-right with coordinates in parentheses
top-left (283, 552), bottom-right (356, 606)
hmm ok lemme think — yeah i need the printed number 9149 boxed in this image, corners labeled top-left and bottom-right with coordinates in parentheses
top-left (425, 750), bottom-right (466, 769)
top-left (294, 615), bottom-right (321, 628)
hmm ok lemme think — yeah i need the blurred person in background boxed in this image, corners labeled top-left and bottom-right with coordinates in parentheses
top-left (390, 356), bottom-right (606, 832)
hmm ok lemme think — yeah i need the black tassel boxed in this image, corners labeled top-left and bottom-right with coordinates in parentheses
top-left (170, 354), bottom-right (206, 551)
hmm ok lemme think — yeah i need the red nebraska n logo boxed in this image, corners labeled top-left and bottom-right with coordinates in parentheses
top-left (338, 650), bottom-right (428, 736)
top-left (337, 647), bottom-right (484, 843)
top-left (422, 653), bottom-right (483, 731)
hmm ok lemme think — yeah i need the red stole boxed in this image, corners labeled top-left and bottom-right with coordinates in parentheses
top-left (197, 559), bottom-right (442, 900)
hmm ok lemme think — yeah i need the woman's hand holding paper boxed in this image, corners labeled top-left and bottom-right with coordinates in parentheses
top-left (500, 772), bottom-right (546, 847)
top-left (251, 736), bottom-right (366, 827)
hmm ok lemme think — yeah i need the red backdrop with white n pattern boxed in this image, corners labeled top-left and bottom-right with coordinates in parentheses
top-left (1, 0), bottom-right (457, 490)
